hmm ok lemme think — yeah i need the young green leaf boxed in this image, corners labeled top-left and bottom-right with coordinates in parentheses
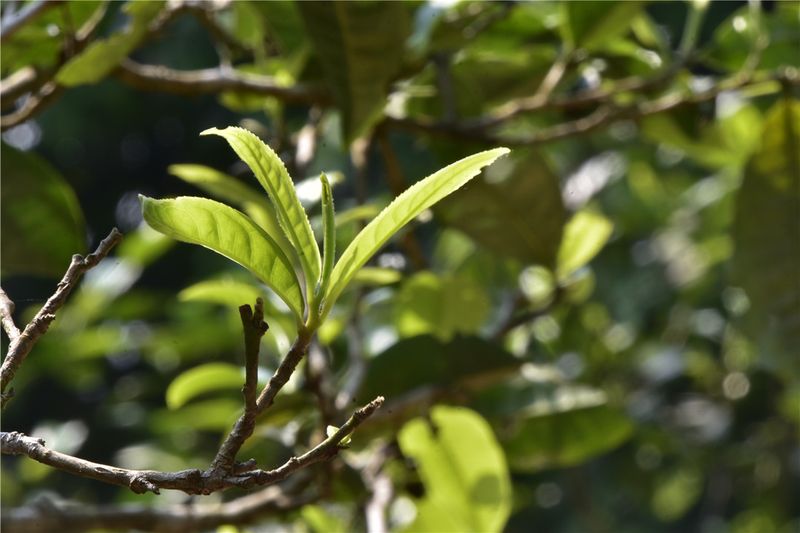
top-left (556, 209), bottom-right (614, 282)
top-left (140, 195), bottom-right (305, 320)
top-left (201, 127), bottom-right (321, 300)
top-left (168, 163), bottom-right (296, 262)
top-left (315, 173), bottom-right (336, 309)
top-left (321, 147), bottom-right (510, 318)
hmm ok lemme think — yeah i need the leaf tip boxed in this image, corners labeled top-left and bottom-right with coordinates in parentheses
top-left (199, 127), bottom-right (224, 137)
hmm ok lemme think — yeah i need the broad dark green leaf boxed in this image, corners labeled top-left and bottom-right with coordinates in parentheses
top-left (322, 148), bottom-right (509, 319)
top-left (561, 1), bottom-right (643, 51)
top-left (297, 1), bottom-right (410, 141)
top-left (395, 272), bottom-right (490, 341)
top-left (473, 378), bottom-right (633, 471)
top-left (398, 406), bottom-right (511, 533)
top-left (140, 196), bottom-right (304, 319)
top-left (165, 363), bottom-right (244, 409)
top-left (1, 144), bottom-right (86, 277)
top-left (201, 127), bottom-right (321, 300)
top-left (358, 335), bottom-right (519, 403)
top-left (56, 1), bottom-right (164, 86)
top-left (731, 98), bottom-right (800, 374)
top-left (438, 152), bottom-right (565, 267)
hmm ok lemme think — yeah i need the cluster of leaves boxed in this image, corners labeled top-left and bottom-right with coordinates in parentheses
top-left (1, 1), bottom-right (799, 532)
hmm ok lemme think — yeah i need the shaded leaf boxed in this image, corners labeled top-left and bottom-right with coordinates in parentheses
top-left (398, 406), bottom-right (511, 533)
top-left (178, 278), bottom-right (264, 310)
top-left (201, 127), bottom-right (320, 298)
top-left (561, 1), bottom-right (642, 51)
top-left (1, 144), bottom-right (86, 277)
top-left (395, 272), bottom-right (490, 341)
top-left (731, 98), bottom-right (800, 374)
top-left (165, 363), bottom-right (244, 409)
top-left (358, 335), bottom-right (519, 403)
top-left (56, 1), bottom-right (164, 86)
top-left (323, 148), bottom-right (510, 319)
top-left (140, 195), bottom-right (304, 319)
top-left (438, 151), bottom-right (565, 267)
top-left (473, 377), bottom-right (633, 471)
top-left (297, 1), bottom-right (410, 141)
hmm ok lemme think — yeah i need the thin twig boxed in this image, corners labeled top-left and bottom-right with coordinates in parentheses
top-left (116, 60), bottom-right (331, 105)
top-left (209, 299), bottom-right (270, 475)
top-left (1, 475), bottom-right (315, 533)
top-left (0, 287), bottom-right (21, 341)
top-left (0, 80), bottom-right (62, 130)
top-left (0, 228), bottom-right (123, 402)
top-left (1, 396), bottom-right (384, 495)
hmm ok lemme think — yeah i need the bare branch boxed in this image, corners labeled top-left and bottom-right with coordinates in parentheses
top-left (115, 60), bottom-right (331, 106)
top-left (1, 476), bottom-right (315, 533)
top-left (208, 299), bottom-right (269, 475)
top-left (0, 0), bottom-right (59, 42)
top-left (1, 396), bottom-right (384, 495)
top-left (0, 80), bottom-right (62, 130)
top-left (384, 69), bottom-right (800, 147)
top-left (0, 228), bottom-right (123, 402)
top-left (0, 287), bottom-right (21, 341)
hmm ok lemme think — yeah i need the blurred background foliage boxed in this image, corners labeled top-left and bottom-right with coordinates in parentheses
top-left (1, 0), bottom-right (798, 532)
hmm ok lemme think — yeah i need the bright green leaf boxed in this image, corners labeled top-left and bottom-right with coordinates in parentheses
top-left (351, 267), bottom-right (402, 286)
top-left (165, 363), bottom-right (244, 409)
top-left (323, 148), bottom-right (510, 319)
top-left (731, 98), bottom-right (800, 374)
top-left (168, 163), bottom-right (295, 260)
top-left (1, 144), bottom-right (86, 277)
top-left (398, 406), bottom-right (511, 533)
top-left (297, 1), bottom-right (410, 141)
top-left (140, 195), bottom-right (304, 319)
top-left (201, 127), bottom-right (321, 299)
top-left (556, 209), bottom-right (614, 282)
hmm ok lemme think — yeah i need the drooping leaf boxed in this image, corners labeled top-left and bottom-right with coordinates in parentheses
top-left (165, 363), bottom-right (245, 409)
top-left (395, 272), bottom-right (491, 341)
top-left (561, 1), bottom-right (643, 51)
top-left (323, 148), bottom-right (510, 319)
top-left (398, 406), bottom-right (511, 533)
top-left (1, 144), bottom-right (86, 277)
top-left (140, 195), bottom-right (304, 319)
top-left (731, 98), bottom-right (800, 374)
top-left (438, 151), bottom-right (565, 267)
top-left (201, 127), bottom-right (321, 299)
top-left (297, 1), bottom-right (410, 141)
top-left (56, 1), bottom-right (164, 86)
top-left (358, 335), bottom-right (519, 403)
top-left (556, 209), bottom-right (614, 282)
top-left (473, 377), bottom-right (633, 471)
top-left (167, 163), bottom-right (295, 260)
